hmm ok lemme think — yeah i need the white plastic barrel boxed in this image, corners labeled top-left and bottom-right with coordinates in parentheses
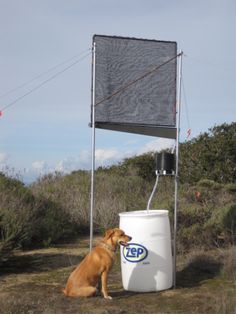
top-left (119, 210), bottom-right (173, 292)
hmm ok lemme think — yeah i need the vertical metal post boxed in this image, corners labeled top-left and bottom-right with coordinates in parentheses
top-left (90, 41), bottom-right (96, 252)
top-left (173, 50), bottom-right (183, 288)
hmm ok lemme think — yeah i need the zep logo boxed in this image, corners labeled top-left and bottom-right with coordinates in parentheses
top-left (123, 243), bottom-right (148, 263)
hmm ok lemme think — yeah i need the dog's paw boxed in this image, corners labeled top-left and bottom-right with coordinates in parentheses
top-left (104, 295), bottom-right (113, 300)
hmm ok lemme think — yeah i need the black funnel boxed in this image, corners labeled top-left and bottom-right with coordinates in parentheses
top-left (156, 152), bottom-right (175, 176)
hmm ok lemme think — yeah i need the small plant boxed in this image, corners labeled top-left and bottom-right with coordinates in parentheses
top-left (197, 179), bottom-right (222, 190)
top-left (221, 246), bottom-right (236, 282)
top-left (224, 183), bottom-right (236, 193)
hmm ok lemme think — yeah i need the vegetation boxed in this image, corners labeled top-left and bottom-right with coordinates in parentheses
top-left (0, 239), bottom-right (235, 314)
top-left (0, 122), bottom-right (235, 260)
top-left (0, 174), bottom-right (35, 260)
top-left (0, 121), bottom-right (235, 313)
top-left (0, 173), bottom-right (76, 261)
top-left (180, 122), bottom-right (236, 183)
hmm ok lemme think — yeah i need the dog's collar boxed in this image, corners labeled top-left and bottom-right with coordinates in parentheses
top-left (99, 242), bottom-right (116, 253)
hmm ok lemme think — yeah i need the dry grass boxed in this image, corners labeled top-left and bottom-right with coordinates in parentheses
top-left (0, 238), bottom-right (235, 314)
top-left (220, 246), bottom-right (236, 282)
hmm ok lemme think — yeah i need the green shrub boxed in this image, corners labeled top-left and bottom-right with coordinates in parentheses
top-left (180, 122), bottom-right (236, 184)
top-left (31, 170), bottom-right (153, 234)
top-left (30, 198), bottom-right (77, 247)
top-left (0, 172), bottom-right (79, 260)
top-left (204, 203), bottom-right (236, 242)
top-left (197, 179), bottom-right (222, 190)
top-left (0, 174), bottom-right (36, 260)
top-left (224, 183), bottom-right (236, 193)
top-left (93, 173), bottom-right (151, 231)
top-left (1, 121), bottom-right (236, 258)
top-left (31, 171), bottom-right (91, 233)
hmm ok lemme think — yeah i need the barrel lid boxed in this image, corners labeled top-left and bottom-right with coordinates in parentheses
top-left (119, 209), bottom-right (169, 217)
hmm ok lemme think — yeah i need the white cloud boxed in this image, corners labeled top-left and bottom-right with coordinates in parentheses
top-left (25, 138), bottom-right (175, 183)
top-left (56, 157), bottom-right (81, 173)
top-left (25, 161), bottom-right (55, 183)
top-left (32, 161), bottom-right (48, 172)
top-left (0, 152), bottom-right (9, 164)
top-left (138, 138), bottom-right (175, 155)
top-left (55, 148), bottom-right (127, 173)
top-left (54, 150), bottom-right (92, 173)
top-left (35, 140), bottom-right (174, 175)
top-left (95, 148), bottom-right (120, 166)
top-left (79, 150), bottom-right (91, 168)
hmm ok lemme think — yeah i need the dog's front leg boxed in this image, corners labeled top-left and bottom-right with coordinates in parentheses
top-left (101, 270), bottom-right (112, 300)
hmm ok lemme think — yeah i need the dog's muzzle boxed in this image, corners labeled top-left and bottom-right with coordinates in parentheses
top-left (118, 236), bottom-right (132, 246)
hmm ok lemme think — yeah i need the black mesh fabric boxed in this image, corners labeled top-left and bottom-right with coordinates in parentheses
top-left (92, 35), bottom-right (177, 139)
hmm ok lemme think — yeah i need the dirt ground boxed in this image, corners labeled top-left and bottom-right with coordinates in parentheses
top-left (0, 238), bottom-right (235, 314)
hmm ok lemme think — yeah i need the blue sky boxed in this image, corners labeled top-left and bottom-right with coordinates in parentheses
top-left (0, 0), bottom-right (235, 183)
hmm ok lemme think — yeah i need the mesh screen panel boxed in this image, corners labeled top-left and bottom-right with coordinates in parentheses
top-left (93, 35), bottom-right (177, 139)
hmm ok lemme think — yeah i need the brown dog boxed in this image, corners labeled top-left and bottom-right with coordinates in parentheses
top-left (63, 228), bottom-right (132, 299)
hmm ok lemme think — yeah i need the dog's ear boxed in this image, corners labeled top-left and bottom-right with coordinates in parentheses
top-left (104, 229), bottom-right (115, 239)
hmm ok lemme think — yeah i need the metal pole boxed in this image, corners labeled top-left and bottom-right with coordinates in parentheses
top-left (173, 50), bottom-right (183, 288)
top-left (90, 41), bottom-right (96, 252)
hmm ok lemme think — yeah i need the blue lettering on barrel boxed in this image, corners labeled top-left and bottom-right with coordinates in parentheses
top-left (137, 248), bottom-right (143, 257)
top-left (123, 243), bottom-right (148, 262)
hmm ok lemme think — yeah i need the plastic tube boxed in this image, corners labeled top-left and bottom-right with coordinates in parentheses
top-left (146, 172), bottom-right (159, 213)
